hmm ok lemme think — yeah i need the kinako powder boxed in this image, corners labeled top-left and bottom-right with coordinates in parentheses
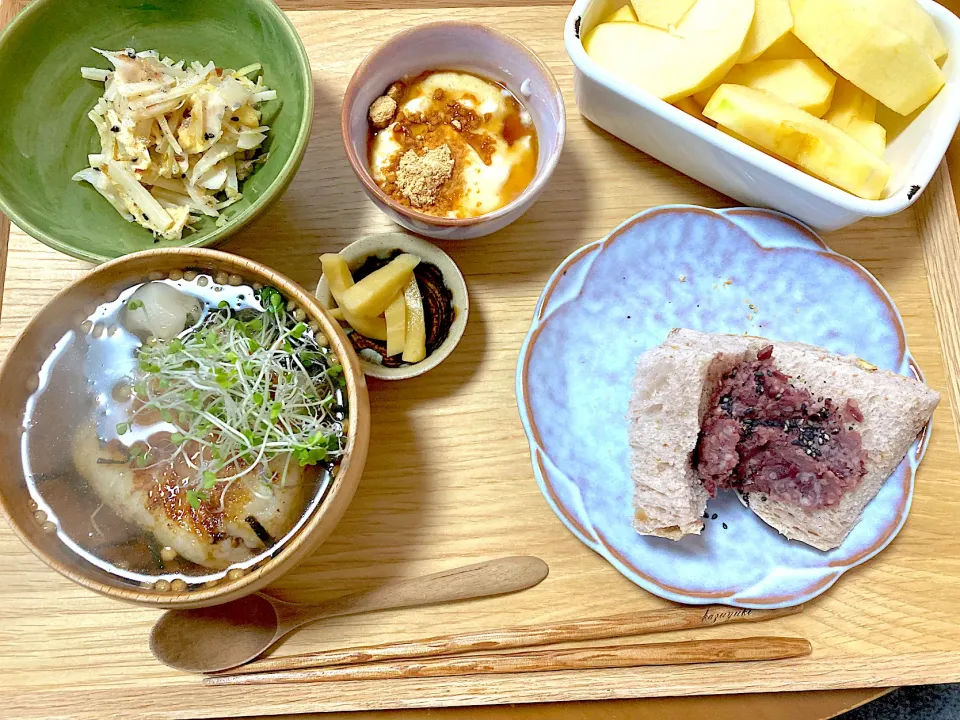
top-left (367, 73), bottom-right (536, 217)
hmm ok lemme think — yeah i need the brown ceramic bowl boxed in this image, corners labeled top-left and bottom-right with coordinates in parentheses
top-left (341, 21), bottom-right (566, 240)
top-left (0, 249), bottom-right (370, 608)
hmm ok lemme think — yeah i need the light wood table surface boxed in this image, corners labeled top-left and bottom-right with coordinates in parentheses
top-left (0, 0), bottom-right (958, 718)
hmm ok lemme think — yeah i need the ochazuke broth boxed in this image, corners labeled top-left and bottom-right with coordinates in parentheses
top-left (21, 271), bottom-right (347, 590)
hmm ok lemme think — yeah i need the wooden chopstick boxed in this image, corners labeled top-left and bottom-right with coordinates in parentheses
top-left (204, 636), bottom-right (812, 686)
top-left (220, 603), bottom-right (803, 676)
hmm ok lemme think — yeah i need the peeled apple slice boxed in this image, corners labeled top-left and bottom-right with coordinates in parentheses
top-left (717, 123), bottom-right (783, 158)
top-left (319, 254), bottom-right (387, 341)
top-left (824, 80), bottom-right (886, 157)
top-left (758, 32), bottom-right (815, 61)
top-left (703, 84), bottom-right (892, 200)
top-left (628, 0), bottom-right (696, 29)
top-left (738, 0), bottom-right (794, 64)
top-left (673, 96), bottom-right (713, 125)
top-left (867, 0), bottom-right (948, 64)
top-left (582, 0), bottom-right (755, 103)
top-left (401, 277), bottom-right (427, 364)
top-left (695, 58), bottom-right (836, 117)
top-left (385, 293), bottom-right (407, 357)
top-left (602, 4), bottom-right (638, 22)
top-left (839, 121), bottom-right (887, 158)
top-left (341, 254), bottom-right (421, 319)
top-left (825, 79), bottom-right (877, 125)
top-left (789, 0), bottom-right (944, 116)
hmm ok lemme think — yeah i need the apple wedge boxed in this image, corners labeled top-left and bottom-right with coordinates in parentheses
top-left (673, 96), bottom-right (714, 125)
top-left (739, 0), bottom-right (794, 64)
top-left (824, 80), bottom-right (886, 158)
top-left (703, 84), bottom-right (892, 199)
top-left (603, 4), bottom-right (638, 22)
top-left (582, 0), bottom-right (755, 103)
top-left (695, 58), bottom-right (836, 117)
top-left (758, 31), bottom-right (815, 61)
top-left (790, 0), bottom-right (944, 115)
top-left (717, 123), bottom-right (789, 160)
top-left (840, 121), bottom-right (887, 159)
top-left (825, 79), bottom-right (877, 126)
top-left (629, 0), bottom-right (696, 29)
top-left (868, 0), bottom-right (948, 64)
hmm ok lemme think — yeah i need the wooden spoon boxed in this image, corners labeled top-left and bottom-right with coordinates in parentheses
top-left (150, 556), bottom-right (549, 674)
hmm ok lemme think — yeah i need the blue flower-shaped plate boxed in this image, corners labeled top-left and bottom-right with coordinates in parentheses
top-left (516, 206), bottom-right (931, 608)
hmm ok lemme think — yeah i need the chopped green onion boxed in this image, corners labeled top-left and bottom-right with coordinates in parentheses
top-left (128, 299), bottom-right (144, 310)
top-left (185, 490), bottom-right (201, 509)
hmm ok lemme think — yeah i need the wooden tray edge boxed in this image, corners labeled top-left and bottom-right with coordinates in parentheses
top-left (917, 161), bottom-right (960, 456)
top-left (6, 654), bottom-right (960, 719)
top-left (0, 2), bottom-right (954, 716)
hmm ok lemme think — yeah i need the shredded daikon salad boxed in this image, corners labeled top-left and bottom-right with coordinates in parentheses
top-left (73, 48), bottom-right (277, 241)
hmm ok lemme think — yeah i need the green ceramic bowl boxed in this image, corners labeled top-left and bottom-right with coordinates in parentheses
top-left (0, 0), bottom-right (313, 263)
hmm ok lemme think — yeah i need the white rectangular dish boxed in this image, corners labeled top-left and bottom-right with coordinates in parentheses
top-left (565, 0), bottom-right (960, 230)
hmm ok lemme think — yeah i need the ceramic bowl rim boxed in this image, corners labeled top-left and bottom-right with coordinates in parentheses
top-left (0, 248), bottom-right (370, 608)
top-left (0, 0), bottom-right (315, 264)
top-left (340, 20), bottom-right (566, 229)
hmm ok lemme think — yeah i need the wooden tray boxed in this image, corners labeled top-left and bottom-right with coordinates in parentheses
top-left (2, 1), bottom-right (960, 718)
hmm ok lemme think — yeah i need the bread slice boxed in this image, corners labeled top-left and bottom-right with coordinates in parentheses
top-left (628, 329), bottom-right (939, 550)
top-left (740, 341), bottom-right (939, 550)
top-left (627, 331), bottom-right (752, 538)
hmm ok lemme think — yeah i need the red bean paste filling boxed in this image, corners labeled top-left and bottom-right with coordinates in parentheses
top-left (694, 345), bottom-right (867, 510)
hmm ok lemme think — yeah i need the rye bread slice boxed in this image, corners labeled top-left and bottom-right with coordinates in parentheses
top-left (739, 341), bottom-right (939, 550)
top-left (627, 330), bottom-right (752, 538)
top-left (628, 329), bottom-right (939, 549)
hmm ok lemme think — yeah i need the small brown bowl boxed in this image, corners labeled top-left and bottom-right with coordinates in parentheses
top-left (341, 21), bottom-right (566, 240)
top-left (0, 248), bottom-right (370, 608)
